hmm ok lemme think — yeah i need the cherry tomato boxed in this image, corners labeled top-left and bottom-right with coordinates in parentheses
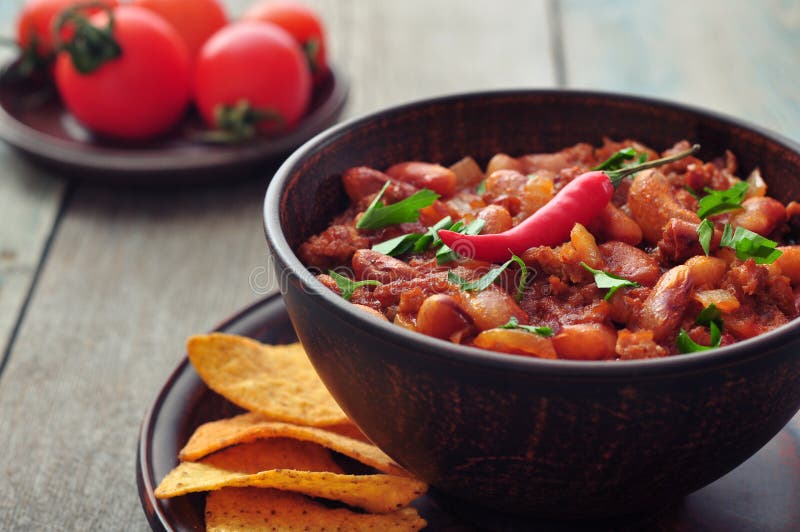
top-left (242, 1), bottom-right (328, 81)
top-left (17, 0), bottom-right (119, 57)
top-left (194, 22), bottom-right (311, 134)
top-left (54, 6), bottom-right (191, 140)
top-left (132, 0), bottom-right (227, 59)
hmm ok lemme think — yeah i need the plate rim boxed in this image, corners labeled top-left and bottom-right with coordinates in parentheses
top-left (0, 65), bottom-right (349, 177)
top-left (136, 294), bottom-right (283, 532)
top-left (136, 293), bottom-right (800, 531)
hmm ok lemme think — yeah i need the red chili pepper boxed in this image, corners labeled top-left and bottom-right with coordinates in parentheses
top-left (438, 145), bottom-right (700, 262)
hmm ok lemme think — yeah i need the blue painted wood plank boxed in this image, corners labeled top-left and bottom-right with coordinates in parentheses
top-left (560, 0), bottom-right (800, 141)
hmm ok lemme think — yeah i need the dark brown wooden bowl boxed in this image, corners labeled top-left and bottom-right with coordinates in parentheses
top-left (263, 90), bottom-right (800, 518)
top-left (136, 294), bottom-right (800, 531)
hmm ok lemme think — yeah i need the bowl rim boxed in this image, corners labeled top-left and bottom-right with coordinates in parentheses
top-left (264, 88), bottom-right (800, 379)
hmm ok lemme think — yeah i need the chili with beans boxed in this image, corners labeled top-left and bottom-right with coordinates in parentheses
top-left (299, 139), bottom-right (800, 360)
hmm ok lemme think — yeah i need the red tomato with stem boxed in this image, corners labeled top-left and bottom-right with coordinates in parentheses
top-left (242, 1), bottom-right (328, 81)
top-left (54, 5), bottom-right (191, 140)
top-left (132, 0), bottom-right (227, 59)
top-left (17, 0), bottom-right (119, 57)
top-left (194, 22), bottom-right (311, 138)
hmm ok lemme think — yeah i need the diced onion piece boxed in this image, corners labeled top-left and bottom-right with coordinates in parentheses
top-left (745, 168), bottom-right (767, 198)
top-left (569, 223), bottom-right (603, 269)
top-left (449, 156), bottom-right (484, 187)
top-left (518, 174), bottom-right (554, 218)
top-left (693, 289), bottom-right (740, 312)
top-left (473, 328), bottom-right (556, 359)
top-left (393, 312), bottom-right (416, 330)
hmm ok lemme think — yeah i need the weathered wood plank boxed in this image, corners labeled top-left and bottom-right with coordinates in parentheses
top-left (323, 0), bottom-right (555, 114)
top-left (560, 0), bottom-right (800, 141)
top-left (0, 1), bottom-right (555, 530)
top-left (0, 1), bottom-right (68, 363)
top-left (0, 147), bottom-right (66, 361)
top-left (559, 0), bottom-right (800, 433)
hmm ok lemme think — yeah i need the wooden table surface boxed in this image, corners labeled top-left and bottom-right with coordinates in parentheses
top-left (0, 0), bottom-right (798, 529)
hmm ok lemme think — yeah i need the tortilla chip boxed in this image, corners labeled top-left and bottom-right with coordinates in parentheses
top-left (180, 412), bottom-right (409, 477)
top-left (324, 422), bottom-right (371, 443)
top-left (187, 334), bottom-right (348, 426)
top-left (199, 438), bottom-right (343, 474)
top-left (157, 463), bottom-right (425, 513)
top-left (206, 488), bottom-right (426, 531)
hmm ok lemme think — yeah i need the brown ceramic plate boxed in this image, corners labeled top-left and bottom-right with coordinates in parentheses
top-left (137, 293), bottom-right (800, 531)
top-left (0, 65), bottom-right (348, 186)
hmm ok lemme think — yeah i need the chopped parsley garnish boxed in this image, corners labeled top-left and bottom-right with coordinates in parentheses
top-left (685, 185), bottom-right (701, 200)
top-left (677, 322), bottom-right (722, 353)
top-left (371, 233), bottom-right (423, 257)
top-left (696, 181), bottom-right (748, 219)
top-left (697, 218), bottom-right (714, 256)
top-left (356, 182), bottom-right (439, 230)
top-left (511, 254), bottom-right (529, 302)
top-left (448, 253), bottom-right (524, 293)
top-left (327, 270), bottom-right (381, 301)
top-left (475, 180), bottom-right (486, 195)
top-left (696, 303), bottom-right (723, 329)
top-left (436, 218), bottom-right (486, 264)
top-left (719, 224), bottom-right (782, 264)
top-left (632, 151), bottom-right (648, 165)
top-left (413, 216), bottom-right (453, 253)
top-left (592, 148), bottom-right (637, 171)
top-left (694, 182), bottom-right (781, 264)
top-left (369, 215), bottom-right (490, 259)
top-left (580, 262), bottom-right (639, 301)
top-left (500, 316), bottom-right (553, 337)
top-left (677, 304), bottom-right (723, 353)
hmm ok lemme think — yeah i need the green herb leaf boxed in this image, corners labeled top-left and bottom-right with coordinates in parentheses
top-left (475, 180), bottom-right (486, 195)
top-left (413, 216), bottom-right (453, 253)
top-left (685, 185), bottom-right (701, 200)
top-left (511, 254), bottom-right (528, 303)
top-left (678, 304), bottom-right (724, 353)
top-left (448, 265), bottom-right (504, 292)
top-left (677, 321), bottom-right (722, 353)
top-left (580, 262), bottom-right (640, 301)
top-left (697, 219), bottom-right (714, 256)
top-left (592, 148), bottom-right (637, 171)
top-left (356, 182), bottom-right (439, 230)
top-left (620, 151), bottom-right (649, 177)
top-left (371, 233), bottom-right (423, 257)
top-left (327, 270), bottom-right (381, 301)
top-left (696, 303), bottom-right (723, 329)
top-left (450, 220), bottom-right (466, 231)
top-left (720, 223), bottom-right (734, 247)
top-left (465, 218), bottom-right (487, 234)
top-left (606, 144), bottom-right (700, 185)
top-left (718, 224), bottom-right (782, 264)
top-left (448, 253), bottom-right (515, 292)
top-left (500, 316), bottom-right (553, 337)
top-left (696, 181), bottom-right (749, 219)
top-left (436, 218), bottom-right (486, 264)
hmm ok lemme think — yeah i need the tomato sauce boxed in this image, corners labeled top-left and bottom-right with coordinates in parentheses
top-left (299, 139), bottom-right (800, 360)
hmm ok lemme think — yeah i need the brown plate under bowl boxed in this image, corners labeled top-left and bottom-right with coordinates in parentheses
top-left (0, 65), bottom-right (348, 186)
top-left (263, 90), bottom-right (800, 518)
top-left (137, 294), bottom-right (800, 531)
